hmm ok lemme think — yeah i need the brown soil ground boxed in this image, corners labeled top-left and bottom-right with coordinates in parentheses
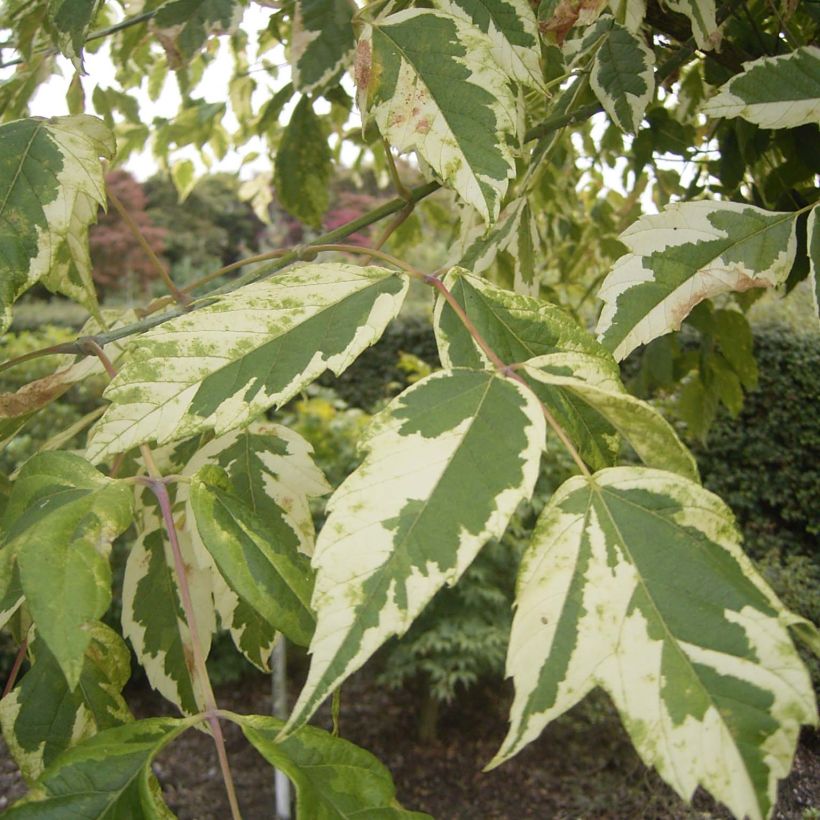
top-left (1, 668), bottom-right (818, 819)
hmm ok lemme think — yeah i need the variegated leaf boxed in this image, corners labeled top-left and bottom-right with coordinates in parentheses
top-left (122, 503), bottom-right (214, 714)
top-left (0, 622), bottom-right (132, 784)
top-left (665, 0), bottom-right (719, 51)
top-left (432, 0), bottom-right (546, 90)
top-left (521, 354), bottom-right (698, 480)
top-left (607, 0), bottom-right (646, 31)
top-left (809, 207), bottom-right (819, 320)
top-left (291, 0), bottom-right (356, 94)
top-left (0, 115), bottom-right (114, 335)
top-left (154, 0), bottom-right (243, 62)
top-left (4, 717), bottom-right (192, 818)
top-left (596, 201), bottom-right (799, 361)
top-left (45, 0), bottom-right (103, 64)
top-left (86, 263), bottom-right (408, 462)
top-left (286, 368), bottom-right (545, 731)
top-left (590, 21), bottom-right (654, 133)
top-left (2, 453), bottom-right (133, 688)
top-left (702, 46), bottom-right (820, 130)
top-left (233, 713), bottom-right (431, 818)
top-left (356, 9), bottom-right (518, 222)
top-left (0, 545), bottom-right (23, 631)
top-left (456, 198), bottom-right (541, 295)
top-left (189, 465), bottom-right (316, 647)
top-left (434, 268), bottom-right (622, 470)
top-left (492, 467), bottom-right (816, 820)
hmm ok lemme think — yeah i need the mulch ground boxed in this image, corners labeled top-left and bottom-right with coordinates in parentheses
top-left (1, 668), bottom-right (818, 818)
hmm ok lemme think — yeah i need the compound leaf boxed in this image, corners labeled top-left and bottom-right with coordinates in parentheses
top-left (492, 467), bottom-right (816, 820)
top-left (291, 0), bottom-right (356, 94)
top-left (702, 46), bottom-right (820, 130)
top-left (596, 201), bottom-right (798, 361)
top-left (356, 9), bottom-right (518, 222)
top-left (286, 368), bottom-right (545, 731)
top-left (86, 263), bottom-right (408, 462)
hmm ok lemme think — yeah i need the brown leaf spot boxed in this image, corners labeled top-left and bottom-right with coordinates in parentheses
top-left (355, 39), bottom-right (372, 96)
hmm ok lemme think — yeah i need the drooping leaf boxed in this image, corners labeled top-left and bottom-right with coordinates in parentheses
top-left (664, 0), bottom-right (719, 51)
top-left (433, 0), bottom-right (546, 90)
top-left (86, 263), bottom-right (408, 462)
top-left (356, 9), bottom-right (518, 222)
top-left (491, 467), bottom-right (816, 820)
top-left (189, 465), bottom-right (316, 647)
top-left (286, 368), bottom-right (545, 731)
top-left (433, 268), bottom-right (622, 469)
top-left (809, 207), bottom-right (819, 320)
top-left (291, 0), bottom-right (356, 94)
top-left (0, 623), bottom-right (132, 783)
top-left (154, 0), bottom-right (243, 63)
top-left (275, 96), bottom-right (332, 229)
top-left (702, 46), bottom-right (820, 130)
top-left (121, 504), bottom-right (214, 715)
top-left (2, 452), bottom-right (133, 688)
top-left (45, 0), bottom-right (103, 64)
top-left (4, 717), bottom-right (192, 818)
top-left (521, 354), bottom-right (698, 480)
top-left (596, 201), bottom-right (799, 361)
top-left (590, 21), bottom-right (654, 133)
top-left (0, 115), bottom-right (114, 335)
top-left (232, 713), bottom-right (431, 818)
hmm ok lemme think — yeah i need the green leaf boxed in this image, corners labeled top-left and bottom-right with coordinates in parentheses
top-left (286, 368), bottom-right (545, 731)
top-left (491, 467), bottom-right (817, 820)
top-left (590, 21), bottom-right (654, 133)
top-left (356, 9), bottom-right (518, 222)
top-left (86, 263), bottom-right (408, 462)
top-left (275, 96), bottom-right (332, 229)
top-left (0, 545), bottom-right (23, 631)
top-left (122, 504), bottom-right (214, 715)
top-left (2, 453), bottom-right (133, 688)
top-left (434, 268), bottom-right (622, 470)
top-left (521, 353), bottom-right (698, 480)
top-left (189, 465), bottom-right (317, 647)
top-left (0, 623), bottom-right (132, 783)
top-left (433, 0), bottom-right (546, 90)
top-left (702, 46), bottom-right (820, 130)
top-left (170, 158), bottom-right (197, 203)
top-left (665, 0), bottom-right (719, 51)
top-left (291, 0), bottom-right (356, 94)
top-left (4, 717), bottom-right (191, 818)
top-left (0, 115), bottom-right (114, 335)
top-left (233, 713), bottom-right (431, 818)
top-left (45, 0), bottom-right (103, 64)
top-left (154, 0), bottom-right (243, 62)
top-left (596, 201), bottom-right (799, 361)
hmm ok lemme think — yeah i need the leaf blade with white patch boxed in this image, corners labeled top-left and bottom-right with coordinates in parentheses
top-left (286, 368), bottom-right (545, 731)
top-left (154, 0), bottom-right (243, 62)
top-left (356, 10), bottom-right (518, 222)
top-left (492, 466), bottom-right (816, 820)
top-left (702, 46), bottom-right (820, 130)
top-left (596, 201), bottom-right (799, 361)
top-left (86, 263), bottom-right (408, 462)
top-left (291, 0), bottom-right (356, 94)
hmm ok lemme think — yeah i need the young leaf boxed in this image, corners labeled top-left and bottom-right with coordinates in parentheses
top-left (154, 0), bottom-right (243, 62)
top-left (189, 464), bottom-right (317, 648)
top-left (356, 9), bottom-right (518, 222)
top-left (590, 21), bottom-right (655, 133)
top-left (0, 115), bottom-right (114, 335)
top-left (232, 713), bottom-right (431, 818)
top-left (664, 0), bottom-right (719, 51)
top-left (491, 467), bottom-right (816, 820)
top-left (2, 452), bottom-right (133, 688)
top-left (291, 0), bottom-right (356, 94)
top-left (596, 201), bottom-right (799, 361)
top-left (432, 0), bottom-right (546, 91)
top-left (0, 623), bottom-right (132, 783)
top-left (275, 96), bottom-right (333, 229)
top-left (45, 0), bottom-right (103, 65)
top-left (521, 353), bottom-right (698, 480)
top-left (434, 268), bottom-right (622, 469)
top-left (3, 717), bottom-right (192, 818)
top-left (702, 46), bottom-right (820, 130)
top-left (86, 263), bottom-right (408, 462)
top-left (121, 505), bottom-right (214, 715)
top-left (286, 368), bottom-right (545, 731)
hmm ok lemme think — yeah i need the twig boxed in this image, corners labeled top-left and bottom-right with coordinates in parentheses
top-left (359, 202), bottom-right (415, 265)
top-left (2, 639), bottom-right (28, 699)
top-left (106, 188), bottom-right (190, 307)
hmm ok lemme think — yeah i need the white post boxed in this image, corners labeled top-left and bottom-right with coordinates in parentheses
top-left (272, 636), bottom-right (292, 819)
